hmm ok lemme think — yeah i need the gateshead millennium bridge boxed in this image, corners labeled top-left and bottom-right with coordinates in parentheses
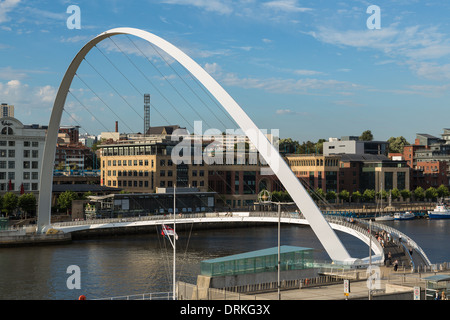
top-left (35, 27), bottom-right (430, 268)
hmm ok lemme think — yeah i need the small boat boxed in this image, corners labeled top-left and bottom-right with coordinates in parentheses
top-left (428, 203), bottom-right (450, 219)
top-left (375, 214), bottom-right (394, 221)
top-left (394, 211), bottom-right (415, 220)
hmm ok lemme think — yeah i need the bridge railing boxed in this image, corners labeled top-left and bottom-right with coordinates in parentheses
top-left (356, 219), bottom-right (431, 267)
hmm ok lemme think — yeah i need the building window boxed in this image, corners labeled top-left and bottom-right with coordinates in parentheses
top-left (32, 150), bottom-right (38, 158)
top-left (8, 161), bottom-right (14, 169)
top-left (23, 161), bottom-right (30, 169)
top-left (23, 172), bottom-right (30, 180)
top-left (32, 172), bottom-right (38, 180)
top-left (1, 127), bottom-right (13, 135)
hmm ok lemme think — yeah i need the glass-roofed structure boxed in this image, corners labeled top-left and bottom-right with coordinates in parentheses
top-left (201, 245), bottom-right (314, 277)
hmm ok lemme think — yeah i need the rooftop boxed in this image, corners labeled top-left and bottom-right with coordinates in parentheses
top-left (203, 245), bottom-right (313, 264)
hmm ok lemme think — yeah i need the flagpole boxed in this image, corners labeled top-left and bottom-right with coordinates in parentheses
top-left (173, 184), bottom-right (176, 300)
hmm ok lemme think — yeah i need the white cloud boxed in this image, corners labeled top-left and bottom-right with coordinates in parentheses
top-left (36, 85), bottom-right (56, 103)
top-left (0, 0), bottom-right (20, 23)
top-left (293, 69), bottom-right (325, 76)
top-left (0, 80), bottom-right (56, 116)
top-left (161, 0), bottom-right (233, 15)
top-left (205, 62), bottom-right (359, 95)
top-left (275, 109), bottom-right (305, 115)
top-left (262, 0), bottom-right (312, 13)
top-left (204, 62), bottom-right (221, 75)
top-left (311, 24), bottom-right (450, 80)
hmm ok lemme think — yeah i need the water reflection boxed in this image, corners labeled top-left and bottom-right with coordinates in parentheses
top-left (0, 221), bottom-right (447, 299)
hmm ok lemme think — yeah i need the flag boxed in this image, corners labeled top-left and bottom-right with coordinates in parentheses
top-left (161, 224), bottom-right (178, 240)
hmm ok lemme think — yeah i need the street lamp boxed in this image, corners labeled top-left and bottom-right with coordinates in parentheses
top-left (257, 190), bottom-right (295, 300)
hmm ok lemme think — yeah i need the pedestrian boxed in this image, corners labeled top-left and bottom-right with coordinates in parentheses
top-left (393, 260), bottom-right (398, 271)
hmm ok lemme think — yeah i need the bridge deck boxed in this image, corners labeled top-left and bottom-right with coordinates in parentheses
top-left (45, 211), bottom-right (430, 267)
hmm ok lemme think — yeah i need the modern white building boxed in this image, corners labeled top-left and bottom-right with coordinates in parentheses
top-left (0, 117), bottom-right (46, 193)
top-left (323, 136), bottom-right (388, 156)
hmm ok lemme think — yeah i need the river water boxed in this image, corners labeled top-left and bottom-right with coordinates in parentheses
top-left (0, 219), bottom-right (448, 300)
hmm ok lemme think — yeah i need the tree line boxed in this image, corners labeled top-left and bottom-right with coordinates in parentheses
top-left (0, 193), bottom-right (37, 218)
top-left (278, 130), bottom-right (411, 154)
top-left (268, 184), bottom-right (450, 204)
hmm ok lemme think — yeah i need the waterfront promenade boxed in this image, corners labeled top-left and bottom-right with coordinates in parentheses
top-left (176, 265), bottom-right (450, 300)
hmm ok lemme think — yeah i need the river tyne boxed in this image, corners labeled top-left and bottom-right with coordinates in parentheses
top-left (1, 218), bottom-right (449, 300)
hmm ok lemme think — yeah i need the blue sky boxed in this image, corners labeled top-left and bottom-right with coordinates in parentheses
top-left (1, 0), bottom-right (450, 143)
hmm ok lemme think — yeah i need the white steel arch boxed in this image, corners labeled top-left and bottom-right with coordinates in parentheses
top-left (37, 27), bottom-right (353, 263)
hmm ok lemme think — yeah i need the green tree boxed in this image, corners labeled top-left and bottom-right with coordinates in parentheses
top-left (3, 192), bottom-right (18, 216)
top-left (18, 193), bottom-right (37, 219)
top-left (387, 136), bottom-right (410, 153)
top-left (391, 188), bottom-right (400, 200)
top-left (363, 189), bottom-right (376, 202)
top-left (400, 189), bottom-right (411, 201)
top-left (271, 190), bottom-right (292, 202)
top-left (376, 189), bottom-right (388, 201)
top-left (425, 187), bottom-right (438, 201)
top-left (351, 191), bottom-right (362, 202)
top-left (82, 191), bottom-right (95, 199)
top-left (57, 191), bottom-right (79, 214)
top-left (339, 190), bottom-right (350, 202)
top-left (437, 184), bottom-right (450, 198)
top-left (279, 138), bottom-right (301, 154)
top-left (315, 188), bottom-right (326, 200)
top-left (414, 187), bottom-right (425, 201)
top-left (326, 191), bottom-right (337, 202)
top-left (359, 130), bottom-right (374, 141)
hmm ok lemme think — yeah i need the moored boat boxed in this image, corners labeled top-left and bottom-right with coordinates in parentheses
top-left (428, 203), bottom-right (450, 219)
top-left (394, 211), bottom-right (415, 220)
top-left (375, 214), bottom-right (394, 221)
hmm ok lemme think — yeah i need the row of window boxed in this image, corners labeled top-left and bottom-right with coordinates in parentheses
top-left (107, 179), bottom-right (205, 188)
top-left (0, 141), bottom-right (39, 147)
top-left (0, 161), bottom-right (39, 169)
top-left (0, 149), bottom-right (39, 158)
top-left (0, 182), bottom-right (39, 191)
top-left (106, 169), bottom-right (206, 177)
top-left (0, 171), bottom-right (39, 180)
